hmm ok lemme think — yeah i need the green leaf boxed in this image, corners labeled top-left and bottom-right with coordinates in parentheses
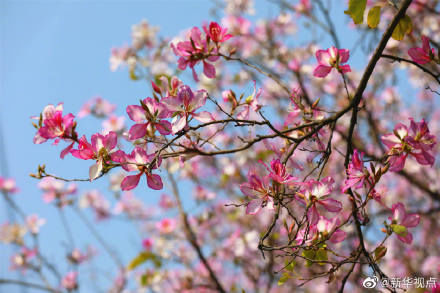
top-left (127, 251), bottom-right (162, 271)
top-left (302, 250), bottom-right (315, 267)
top-left (344, 0), bottom-right (367, 25)
top-left (316, 248), bottom-right (328, 266)
top-left (129, 68), bottom-right (139, 80)
top-left (367, 6), bottom-right (381, 29)
top-left (285, 260), bottom-right (296, 272)
top-left (390, 224), bottom-right (407, 237)
top-left (391, 15), bottom-right (412, 41)
top-left (374, 245), bottom-right (387, 262)
top-left (278, 273), bottom-right (290, 286)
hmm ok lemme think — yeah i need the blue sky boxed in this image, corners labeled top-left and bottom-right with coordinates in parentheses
top-left (0, 1), bottom-right (420, 292)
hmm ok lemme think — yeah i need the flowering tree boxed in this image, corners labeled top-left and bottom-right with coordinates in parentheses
top-left (2, 0), bottom-right (440, 292)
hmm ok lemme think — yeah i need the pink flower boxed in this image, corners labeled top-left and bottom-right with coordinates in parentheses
top-left (313, 46), bottom-right (351, 78)
top-left (203, 22), bottom-right (232, 43)
top-left (61, 271), bottom-right (78, 290)
top-left (240, 171), bottom-right (273, 215)
top-left (156, 218), bottom-right (177, 234)
top-left (298, 177), bottom-right (342, 225)
top-left (77, 97), bottom-right (116, 118)
top-left (71, 131), bottom-right (118, 180)
top-left (237, 81), bottom-right (263, 120)
top-left (408, 35), bottom-right (436, 65)
top-left (342, 149), bottom-right (372, 193)
top-left (25, 214), bottom-right (46, 234)
top-left (38, 177), bottom-right (77, 207)
top-left (159, 193), bottom-right (175, 209)
top-left (171, 27), bottom-right (220, 81)
top-left (68, 248), bottom-right (94, 264)
top-left (103, 115), bottom-right (125, 134)
top-left (126, 97), bottom-right (172, 139)
top-left (32, 103), bottom-right (77, 158)
top-left (10, 247), bottom-right (37, 273)
top-left (261, 159), bottom-right (297, 184)
top-left (0, 177), bottom-right (19, 194)
top-left (381, 118), bottom-right (436, 172)
top-left (389, 202), bottom-right (420, 244)
top-left (316, 216), bottom-right (346, 244)
top-left (162, 85), bottom-right (213, 133)
top-left (79, 190), bottom-right (111, 220)
top-left (116, 147), bottom-right (163, 191)
top-left (142, 238), bottom-right (153, 250)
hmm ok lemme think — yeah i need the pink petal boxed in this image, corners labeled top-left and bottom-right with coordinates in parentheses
top-left (388, 154), bottom-right (407, 172)
top-left (330, 230), bottom-right (346, 243)
top-left (315, 50), bottom-right (330, 64)
top-left (172, 116), bottom-right (187, 134)
top-left (408, 48), bottom-right (430, 64)
top-left (313, 65), bottom-right (332, 78)
top-left (246, 198), bottom-right (263, 215)
top-left (128, 123), bottom-right (148, 140)
top-left (192, 111), bottom-right (214, 123)
top-left (307, 205), bottom-right (320, 225)
top-left (203, 61), bottom-right (216, 79)
top-left (105, 131), bottom-right (118, 150)
top-left (339, 64), bottom-right (351, 74)
top-left (402, 213), bottom-right (420, 228)
top-left (397, 233), bottom-right (413, 244)
top-left (126, 105), bottom-right (145, 122)
top-left (155, 120), bottom-right (172, 135)
top-left (338, 49), bottom-right (350, 63)
top-left (318, 198), bottom-right (342, 213)
top-left (60, 142), bottom-right (74, 159)
top-left (146, 174), bottom-right (163, 190)
top-left (89, 161), bottom-right (103, 181)
top-left (240, 183), bottom-right (261, 198)
top-left (121, 173), bottom-right (142, 191)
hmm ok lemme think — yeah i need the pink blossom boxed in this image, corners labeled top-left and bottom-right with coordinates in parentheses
top-left (0, 177), bottom-right (19, 194)
top-left (38, 177), bottom-right (77, 207)
top-left (68, 248), bottom-right (94, 264)
top-left (10, 247), bottom-right (37, 273)
top-left (79, 190), bottom-right (111, 220)
top-left (126, 97), bottom-right (172, 139)
top-left (25, 214), bottom-right (46, 234)
top-left (77, 97), bottom-right (116, 118)
top-left (240, 171), bottom-right (273, 215)
top-left (159, 193), bottom-right (175, 209)
top-left (381, 118), bottom-right (436, 171)
top-left (71, 131), bottom-right (118, 180)
top-left (203, 21), bottom-right (232, 43)
top-left (298, 177), bottom-right (342, 225)
top-left (102, 115), bottom-right (125, 133)
top-left (113, 192), bottom-right (151, 219)
top-left (61, 271), bottom-right (78, 290)
top-left (237, 81), bottom-right (263, 120)
top-left (194, 185), bottom-right (216, 201)
top-left (313, 46), bottom-right (351, 78)
top-left (32, 103), bottom-right (77, 158)
top-left (142, 238), bottom-right (153, 250)
top-left (115, 147), bottom-right (163, 191)
top-left (316, 216), bottom-right (346, 243)
top-left (156, 218), bottom-right (177, 234)
top-left (342, 149), bottom-right (372, 193)
top-left (171, 27), bottom-right (220, 81)
top-left (389, 202), bottom-right (420, 244)
top-left (162, 85), bottom-right (213, 133)
top-left (261, 159), bottom-right (297, 184)
top-left (408, 35), bottom-right (436, 65)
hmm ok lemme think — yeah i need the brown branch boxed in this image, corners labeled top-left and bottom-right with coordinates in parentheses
top-left (381, 54), bottom-right (440, 84)
top-left (167, 169), bottom-right (226, 293)
top-left (0, 279), bottom-right (61, 293)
